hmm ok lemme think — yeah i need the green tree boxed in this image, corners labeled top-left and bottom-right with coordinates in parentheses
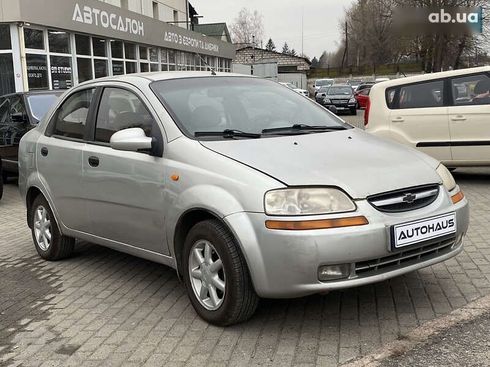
top-left (282, 42), bottom-right (290, 54)
top-left (265, 38), bottom-right (276, 51)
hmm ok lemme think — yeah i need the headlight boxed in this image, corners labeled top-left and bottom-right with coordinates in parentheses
top-left (324, 98), bottom-right (331, 103)
top-left (349, 98), bottom-right (356, 103)
top-left (264, 188), bottom-right (356, 216)
top-left (436, 164), bottom-right (456, 191)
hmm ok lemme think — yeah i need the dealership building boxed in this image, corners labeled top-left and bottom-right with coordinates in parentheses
top-left (0, 0), bottom-right (235, 96)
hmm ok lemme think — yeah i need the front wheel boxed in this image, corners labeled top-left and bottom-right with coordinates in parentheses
top-left (350, 108), bottom-right (357, 115)
top-left (0, 169), bottom-right (3, 200)
top-left (30, 195), bottom-right (75, 260)
top-left (183, 219), bottom-right (259, 326)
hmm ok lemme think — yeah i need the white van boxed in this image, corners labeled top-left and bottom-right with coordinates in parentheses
top-left (366, 66), bottom-right (490, 167)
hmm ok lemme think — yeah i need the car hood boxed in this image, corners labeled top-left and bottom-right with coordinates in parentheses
top-left (200, 129), bottom-right (441, 199)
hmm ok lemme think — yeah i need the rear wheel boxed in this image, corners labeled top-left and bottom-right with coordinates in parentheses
top-left (30, 195), bottom-right (74, 260)
top-left (182, 219), bottom-right (259, 326)
top-left (0, 170), bottom-right (3, 200)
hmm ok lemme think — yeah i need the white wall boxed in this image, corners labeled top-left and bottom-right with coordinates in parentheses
top-left (278, 73), bottom-right (307, 89)
top-left (98, 0), bottom-right (187, 28)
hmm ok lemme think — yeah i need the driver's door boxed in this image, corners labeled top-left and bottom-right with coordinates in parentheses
top-left (82, 86), bottom-right (167, 254)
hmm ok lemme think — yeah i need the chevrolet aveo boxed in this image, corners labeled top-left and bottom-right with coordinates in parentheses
top-left (19, 72), bottom-right (469, 326)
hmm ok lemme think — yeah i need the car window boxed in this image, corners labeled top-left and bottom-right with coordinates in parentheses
top-left (327, 87), bottom-right (352, 95)
top-left (451, 73), bottom-right (490, 105)
top-left (51, 88), bottom-right (94, 139)
top-left (151, 77), bottom-right (346, 138)
top-left (397, 80), bottom-right (444, 109)
top-left (9, 95), bottom-right (26, 117)
top-left (95, 88), bottom-right (156, 143)
top-left (27, 94), bottom-right (61, 121)
top-left (0, 97), bottom-right (9, 123)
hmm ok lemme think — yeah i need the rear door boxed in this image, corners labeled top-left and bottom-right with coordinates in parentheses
top-left (448, 72), bottom-right (490, 163)
top-left (82, 85), bottom-right (167, 254)
top-left (37, 88), bottom-right (96, 232)
top-left (388, 79), bottom-right (451, 162)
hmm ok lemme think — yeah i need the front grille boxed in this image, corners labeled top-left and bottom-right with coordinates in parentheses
top-left (332, 99), bottom-right (348, 104)
top-left (355, 236), bottom-right (457, 277)
top-left (368, 184), bottom-right (440, 212)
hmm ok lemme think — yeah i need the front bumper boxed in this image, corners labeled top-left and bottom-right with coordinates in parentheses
top-left (324, 102), bottom-right (357, 110)
top-left (224, 190), bottom-right (469, 298)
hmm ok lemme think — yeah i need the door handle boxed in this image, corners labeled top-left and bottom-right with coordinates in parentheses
top-left (391, 117), bottom-right (404, 123)
top-left (40, 147), bottom-right (48, 156)
top-left (451, 115), bottom-right (466, 121)
top-left (88, 156), bottom-right (99, 167)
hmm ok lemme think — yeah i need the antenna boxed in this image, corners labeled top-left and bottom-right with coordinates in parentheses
top-left (195, 53), bottom-right (216, 76)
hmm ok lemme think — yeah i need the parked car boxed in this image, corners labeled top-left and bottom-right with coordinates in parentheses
top-left (19, 72), bottom-right (468, 326)
top-left (366, 66), bottom-right (490, 167)
top-left (321, 85), bottom-right (357, 115)
top-left (354, 87), bottom-right (371, 109)
top-left (347, 79), bottom-right (363, 91)
top-left (279, 82), bottom-right (309, 97)
top-left (0, 90), bottom-right (62, 199)
top-left (315, 85), bottom-right (329, 104)
top-left (314, 78), bottom-right (334, 95)
top-left (355, 82), bottom-right (375, 93)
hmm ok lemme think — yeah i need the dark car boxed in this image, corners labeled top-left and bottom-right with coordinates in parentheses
top-left (355, 82), bottom-right (375, 93)
top-left (315, 86), bottom-right (330, 104)
top-left (321, 85), bottom-right (357, 115)
top-left (0, 90), bottom-right (62, 198)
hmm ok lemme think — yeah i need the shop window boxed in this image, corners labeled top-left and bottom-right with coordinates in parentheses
top-left (161, 64), bottom-right (168, 71)
top-left (48, 30), bottom-right (70, 54)
top-left (139, 46), bottom-right (148, 60)
top-left (150, 48), bottom-right (158, 62)
top-left (77, 58), bottom-right (92, 83)
top-left (92, 37), bottom-right (106, 57)
top-left (140, 63), bottom-right (149, 72)
top-left (125, 61), bottom-right (136, 74)
top-left (112, 60), bottom-right (124, 75)
top-left (111, 40), bottom-right (123, 59)
top-left (50, 56), bottom-right (73, 90)
top-left (24, 28), bottom-right (44, 50)
top-left (0, 54), bottom-right (14, 96)
top-left (168, 65), bottom-right (176, 71)
top-left (94, 59), bottom-right (108, 78)
top-left (0, 25), bottom-right (11, 50)
top-left (124, 43), bottom-right (136, 59)
top-left (150, 64), bottom-right (159, 72)
top-left (168, 50), bottom-right (175, 64)
top-left (26, 54), bottom-right (49, 89)
top-left (75, 34), bottom-right (91, 56)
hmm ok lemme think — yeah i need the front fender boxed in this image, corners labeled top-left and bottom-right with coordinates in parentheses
top-left (165, 184), bottom-right (247, 259)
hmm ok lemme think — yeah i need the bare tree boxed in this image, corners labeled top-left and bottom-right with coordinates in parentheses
top-left (229, 8), bottom-right (265, 45)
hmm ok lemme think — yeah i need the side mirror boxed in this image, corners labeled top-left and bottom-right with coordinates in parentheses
top-left (11, 112), bottom-right (28, 123)
top-left (328, 106), bottom-right (338, 114)
top-left (110, 127), bottom-right (154, 153)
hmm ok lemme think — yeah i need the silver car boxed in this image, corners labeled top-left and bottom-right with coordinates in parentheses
top-left (19, 72), bottom-right (469, 326)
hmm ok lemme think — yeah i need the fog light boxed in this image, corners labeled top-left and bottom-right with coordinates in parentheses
top-left (318, 264), bottom-right (350, 281)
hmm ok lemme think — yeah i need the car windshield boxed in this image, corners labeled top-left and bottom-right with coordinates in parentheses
top-left (27, 94), bottom-right (61, 121)
top-left (327, 87), bottom-right (352, 95)
top-left (151, 77), bottom-right (347, 139)
top-left (316, 79), bottom-right (333, 87)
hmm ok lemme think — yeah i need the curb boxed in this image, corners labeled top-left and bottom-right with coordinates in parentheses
top-left (342, 293), bottom-right (490, 367)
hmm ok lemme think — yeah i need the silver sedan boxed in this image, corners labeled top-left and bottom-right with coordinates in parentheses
top-left (18, 72), bottom-right (469, 325)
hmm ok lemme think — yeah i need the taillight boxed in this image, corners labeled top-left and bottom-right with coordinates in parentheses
top-left (364, 97), bottom-right (370, 126)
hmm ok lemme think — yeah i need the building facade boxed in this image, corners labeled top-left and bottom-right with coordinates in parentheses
top-left (0, 0), bottom-right (235, 96)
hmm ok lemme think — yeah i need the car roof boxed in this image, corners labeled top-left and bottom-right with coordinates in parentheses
top-left (0, 90), bottom-right (64, 98)
top-left (77, 71), bottom-right (253, 88)
top-left (329, 84), bottom-right (351, 88)
top-left (375, 66), bottom-right (490, 89)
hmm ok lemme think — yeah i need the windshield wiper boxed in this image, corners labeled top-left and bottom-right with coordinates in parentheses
top-left (194, 129), bottom-right (261, 139)
top-left (261, 124), bottom-right (346, 134)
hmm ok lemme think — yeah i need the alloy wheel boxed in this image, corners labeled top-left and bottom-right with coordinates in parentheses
top-left (33, 205), bottom-right (52, 251)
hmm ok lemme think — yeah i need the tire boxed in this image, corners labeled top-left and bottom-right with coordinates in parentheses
top-left (30, 195), bottom-right (75, 261)
top-left (0, 171), bottom-right (3, 200)
top-left (1, 169), bottom-right (7, 183)
top-left (182, 219), bottom-right (259, 326)
top-left (350, 108), bottom-right (357, 115)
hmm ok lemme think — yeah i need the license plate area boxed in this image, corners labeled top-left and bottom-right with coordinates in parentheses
top-left (390, 212), bottom-right (456, 251)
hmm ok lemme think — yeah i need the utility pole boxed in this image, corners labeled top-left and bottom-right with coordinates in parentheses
top-left (340, 21), bottom-right (348, 71)
top-left (251, 35), bottom-right (255, 75)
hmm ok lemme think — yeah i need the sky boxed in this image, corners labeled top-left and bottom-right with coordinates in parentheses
top-left (190, 0), bottom-right (356, 60)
